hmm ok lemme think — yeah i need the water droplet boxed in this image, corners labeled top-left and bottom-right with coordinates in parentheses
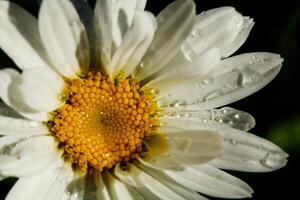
top-left (259, 153), bottom-right (286, 169)
top-left (234, 114), bottom-right (240, 119)
top-left (175, 138), bottom-right (190, 152)
top-left (183, 112), bottom-right (192, 118)
top-left (192, 28), bottom-right (203, 37)
top-left (181, 43), bottom-right (197, 61)
top-left (219, 107), bottom-right (255, 131)
top-left (230, 140), bottom-right (238, 145)
top-left (172, 100), bottom-right (187, 107)
top-left (238, 68), bottom-right (262, 87)
top-left (204, 90), bottom-right (222, 101)
top-left (29, 121), bottom-right (39, 127)
top-left (235, 19), bottom-right (243, 27)
top-left (140, 62), bottom-right (145, 68)
top-left (166, 112), bottom-right (176, 117)
top-left (150, 88), bottom-right (160, 95)
top-left (251, 55), bottom-right (257, 60)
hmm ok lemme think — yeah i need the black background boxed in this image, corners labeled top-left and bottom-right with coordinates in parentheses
top-left (0, 0), bottom-right (299, 199)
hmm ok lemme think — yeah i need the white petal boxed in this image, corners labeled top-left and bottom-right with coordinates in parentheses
top-left (109, 11), bottom-right (156, 79)
top-left (183, 7), bottom-right (253, 59)
top-left (39, 0), bottom-right (90, 77)
top-left (157, 53), bottom-right (282, 110)
top-left (5, 160), bottom-right (73, 200)
top-left (114, 163), bottom-right (142, 187)
top-left (104, 172), bottom-right (142, 200)
top-left (168, 7), bottom-right (254, 71)
top-left (0, 115), bottom-right (47, 136)
top-left (84, 173), bottom-right (122, 200)
top-left (134, 0), bottom-right (195, 80)
top-left (163, 128), bottom-right (224, 165)
top-left (0, 1), bottom-right (50, 70)
top-left (0, 68), bottom-right (49, 121)
top-left (165, 164), bottom-right (253, 198)
top-left (61, 176), bottom-right (85, 200)
top-left (93, 0), bottom-right (143, 72)
top-left (8, 67), bottom-right (63, 113)
top-left (160, 107), bottom-right (255, 131)
top-left (0, 136), bottom-right (62, 178)
top-left (115, 163), bottom-right (180, 200)
top-left (161, 119), bottom-right (288, 172)
top-left (138, 155), bottom-right (183, 171)
top-left (0, 69), bottom-right (20, 107)
top-left (136, 0), bottom-right (147, 10)
top-left (144, 48), bottom-right (220, 94)
top-left (94, 174), bottom-right (111, 200)
top-left (221, 17), bottom-right (254, 58)
top-left (138, 163), bottom-right (209, 200)
top-left (209, 127), bottom-right (288, 172)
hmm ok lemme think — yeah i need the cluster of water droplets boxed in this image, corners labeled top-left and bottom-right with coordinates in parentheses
top-left (162, 107), bottom-right (255, 131)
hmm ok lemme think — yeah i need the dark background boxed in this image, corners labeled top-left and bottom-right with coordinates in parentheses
top-left (0, 0), bottom-right (299, 199)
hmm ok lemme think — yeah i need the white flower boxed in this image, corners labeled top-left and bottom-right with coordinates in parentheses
top-left (0, 0), bottom-right (287, 199)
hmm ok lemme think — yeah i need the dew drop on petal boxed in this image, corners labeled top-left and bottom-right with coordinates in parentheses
top-left (192, 28), bottom-right (203, 37)
top-left (150, 88), bottom-right (160, 95)
top-left (230, 139), bottom-right (238, 145)
top-left (29, 121), bottom-right (39, 128)
top-left (181, 43), bottom-right (197, 62)
top-left (219, 107), bottom-right (255, 131)
top-left (175, 138), bottom-right (190, 152)
top-left (172, 100), bottom-right (188, 107)
top-left (259, 153), bottom-right (287, 169)
top-left (204, 90), bottom-right (223, 101)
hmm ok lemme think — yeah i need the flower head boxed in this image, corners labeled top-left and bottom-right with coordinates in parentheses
top-left (0, 0), bottom-right (287, 199)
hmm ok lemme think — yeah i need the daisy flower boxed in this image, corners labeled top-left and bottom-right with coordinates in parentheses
top-left (0, 0), bottom-right (288, 199)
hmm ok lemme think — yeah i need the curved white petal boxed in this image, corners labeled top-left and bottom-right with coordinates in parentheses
top-left (138, 155), bottom-right (183, 171)
top-left (104, 172), bottom-right (144, 200)
top-left (163, 128), bottom-right (224, 165)
top-left (166, 7), bottom-right (254, 71)
top-left (8, 67), bottom-right (63, 113)
top-left (0, 69), bottom-right (19, 106)
top-left (134, 0), bottom-right (195, 80)
top-left (160, 107), bottom-right (255, 131)
top-left (94, 174), bottom-right (111, 200)
top-left (165, 164), bottom-right (253, 198)
top-left (161, 119), bottom-right (288, 172)
top-left (39, 0), bottom-right (90, 77)
top-left (157, 53), bottom-right (283, 110)
top-left (0, 115), bottom-right (47, 136)
top-left (144, 48), bottom-right (220, 94)
top-left (0, 70), bottom-right (48, 121)
top-left (184, 7), bottom-right (254, 58)
top-left (139, 164), bottom-right (209, 200)
top-left (115, 162), bottom-right (177, 200)
top-left (109, 11), bottom-right (156, 79)
top-left (210, 127), bottom-right (288, 172)
top-left (0, 136), bottom-right (62, 177)
top-left (61, 176), bottom-right (85, 200)
top-left (5, 160), bottom-right (73, 200)
top-left (93, 0), bottom-right (144, 72)
top-left (115, 163), bottom-right (207, 200)
top-left (136, 0), bottom-right (147, 10)
top-left (0, 1), bottom-right (50, 70)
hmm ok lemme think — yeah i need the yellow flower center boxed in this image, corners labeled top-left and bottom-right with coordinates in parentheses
top-left (48, 72), bottom-right (158, 172)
